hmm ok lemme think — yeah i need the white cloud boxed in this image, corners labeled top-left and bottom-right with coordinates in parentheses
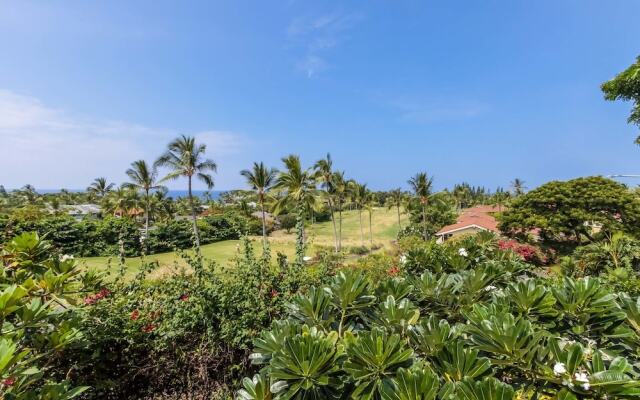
top-left (287, 11), bottom-right (362, 78)
top-left (0, 90), bottom-right (246, 189)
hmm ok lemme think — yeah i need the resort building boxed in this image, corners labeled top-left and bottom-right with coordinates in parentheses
top-left (435, 205), bottom-right (502, 243)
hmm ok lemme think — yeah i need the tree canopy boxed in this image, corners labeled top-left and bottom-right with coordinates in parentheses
top-left (498, 176), bottom-right (640, 247)
top-left (602, 55), bottom-right (640, 143)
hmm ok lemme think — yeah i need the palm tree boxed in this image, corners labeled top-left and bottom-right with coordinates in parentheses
top-left (511, 178), bottom-right (527, 197)
top-left (274, 155), bottom-right (317, 244)
top-left (332, 171), bottom-right (348, 251)
top-left (493, 187), bottom-right (509, 212)
top-left (155, 135), bottom-right (217, 251)
top-left (149, 188), bottom-right (175, 222)
top-left (408, 172), bottom-right (434, 240)
top-left (386, 188), bottom-right (404, 230)
top-left (122, 160), bottom-right (164, 248)
top-left (241, 162), bottom-right (278, 246)
top-left (366, 191), bottom-right (375, 249)
top-left (351, 182), bottom-right (368, 246)
top-left (314, 154), bottom-right (339, 252)
top-left (87, 177), bottom-right (114, 198)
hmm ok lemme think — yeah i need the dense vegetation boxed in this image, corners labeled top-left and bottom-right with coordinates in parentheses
top-left (4, 56), bottom-right (640, 399)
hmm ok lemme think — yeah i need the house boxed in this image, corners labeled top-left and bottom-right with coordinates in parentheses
top-left (61, 204), bottom-right (102, 220)
top-left (435, 205), bottom-right (502, 243)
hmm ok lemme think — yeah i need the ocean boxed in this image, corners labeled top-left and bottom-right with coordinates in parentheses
top-left (34, 189), bottom-right (225, 200)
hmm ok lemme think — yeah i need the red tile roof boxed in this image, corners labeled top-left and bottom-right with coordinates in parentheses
top-left (436, 205), bottom-right (503, 235)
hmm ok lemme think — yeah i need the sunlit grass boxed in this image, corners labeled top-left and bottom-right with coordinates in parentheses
top-left (78, 208), bottom-right (406, 279)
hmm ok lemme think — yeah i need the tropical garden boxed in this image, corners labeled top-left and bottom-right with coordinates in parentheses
top-left (2, 57), bottom-right (640, 399)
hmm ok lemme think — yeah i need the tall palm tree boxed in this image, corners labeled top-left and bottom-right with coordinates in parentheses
top-left (155, 135), bottom-right (217, 251)
top-left (241, 162), bottom-right (278, 246)
top-left (366, 191), bottom-right (375, 249)
top-left (408, 172), bottom-right (434, 240)
top-left (386, 188), bottom-right (404, 230)
top-left (274, 155), bottom-right (317, 244)
top-left (332, 171), bottom-right (348, 251)
top-left (314, 154), bottom-right (339, 252)
top-left (351, 182), bottom-right (368, 246)
top-left (122, 160), bottom-right (164, 248)
top-left (511, 178), bottom-right (527, 197)
top-left (87, 177), bottom-right (114, 198)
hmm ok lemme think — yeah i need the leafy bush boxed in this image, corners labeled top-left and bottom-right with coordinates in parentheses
top-left (61, 238), bottom-right (336, 399)
top-left (0, 232), bottom-right (103, 398)
top-left (348, 245), bottom-right (370, 255)
top-left (278, 214), bottom-right (297, 233)
top-left (237, 248), bottom-right (640, 399)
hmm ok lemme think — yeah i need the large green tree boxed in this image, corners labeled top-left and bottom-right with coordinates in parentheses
top-left (602, 56), bottom-right (640, 143)
top-left (122, 160), bottom-right (164, 251)
top-left (155, 135), bottom-right (217, 251)
top-left (241, 162), bottom-right (277, 246)
top-left (274, 155), bottom-right (317, 246)
top-left (408, 172), bottom-right (434, 239)
top-left (314, 154), bottom-right (339, 252)
top-left (498, 176), bottom-right (640, 247)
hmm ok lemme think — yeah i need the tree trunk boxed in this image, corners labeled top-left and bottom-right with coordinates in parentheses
top-left (359, 208), bottom-right (364, 246)
top-left (144, 188), bottom-right (150, 255)
top-left (369, 208), bottom-right (373, 249)
top-left (328, 196), bottom-right (338, 252)
top-left (188, 176), bottom-right (201, 252)
top-left (338, 199), bottom-right (343, 251)
top-left (397, 204), bottom-right (402, 230)
top-left (422, 202), bottom-right (427, 240)
top-left (260, 193), bottom-right (267, 247)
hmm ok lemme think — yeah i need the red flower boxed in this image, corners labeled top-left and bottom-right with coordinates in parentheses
top-left (388, 266), bottom-right (400, 276)
top-left (130, 309), bottom-right (140, 321)
top-left (142, 323), bottom-right (156, 333)
top-left (179, 293), bottom-right (189, 301)
top-left (2, 377), bottom-right (16, 386)
top-left (83, 288), bottom-right (112, 305)
top-left (270, 289), bottom-right (279, 298)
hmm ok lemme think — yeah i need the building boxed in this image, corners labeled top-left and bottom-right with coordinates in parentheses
top-left (435, 205), bottom-right (502, 243)
top-left (61, 204), bottom-right (102, 220)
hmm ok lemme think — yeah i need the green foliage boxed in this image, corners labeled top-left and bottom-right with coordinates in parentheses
top-left (238, 237), bottom-right (640, 400)
top-left (0, 232), bottom-right (102, 399)
top-left (601, 55), bottom-right (640, 142)
top-left (498, 176), bottom-right (640, 249)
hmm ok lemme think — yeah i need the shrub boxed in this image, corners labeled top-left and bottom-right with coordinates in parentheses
top-left (348, 245), bottom-right (370, 255)
top-left (62, 238), bottom-right (336, 399)
top-left (278, 214), bottom-right (297, 233)
top-left (237, 254), bottom-right (640, 399)
top-left (0, 232), bottom-right (103, 398)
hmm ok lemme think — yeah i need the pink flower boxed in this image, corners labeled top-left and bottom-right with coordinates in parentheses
top-left (130, 309), bottom-right (140, 321)
top-left (2, 377), bottom-right (16, 386)
top-left (388, 266), bottom-right (400, 276)
top-left (142, 323), bottom-right (156, 333)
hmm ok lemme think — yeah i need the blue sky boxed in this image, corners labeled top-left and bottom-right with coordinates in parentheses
top-left (1, 0), bottom-right (639, 191)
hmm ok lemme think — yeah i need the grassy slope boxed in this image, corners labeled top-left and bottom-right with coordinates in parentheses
top-left (78, 208), bottom-right (406, 279)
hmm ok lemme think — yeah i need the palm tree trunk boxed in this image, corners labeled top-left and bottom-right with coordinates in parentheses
top-left (422, 203), bottom-right (427, 240)
top-left (188, 176), bottom-right (201, 252)
top-left (368, 208), bottom-right (373, 249)
top-left (144, 189), bottom-right (150, 255)
top-left (328, 197), bottom-right (338, 252)
top-left (396, 204), bottom-right (402, 230)
top-left (359, 208), bottom-right (364, 246)
top-left (338, 199), bottom-right (343, 251)
top-left (260, 195), bottom-right (267, 247)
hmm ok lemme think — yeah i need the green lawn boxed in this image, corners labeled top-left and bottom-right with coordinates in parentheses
top-left (78, 208), bottom-right (406, 279)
